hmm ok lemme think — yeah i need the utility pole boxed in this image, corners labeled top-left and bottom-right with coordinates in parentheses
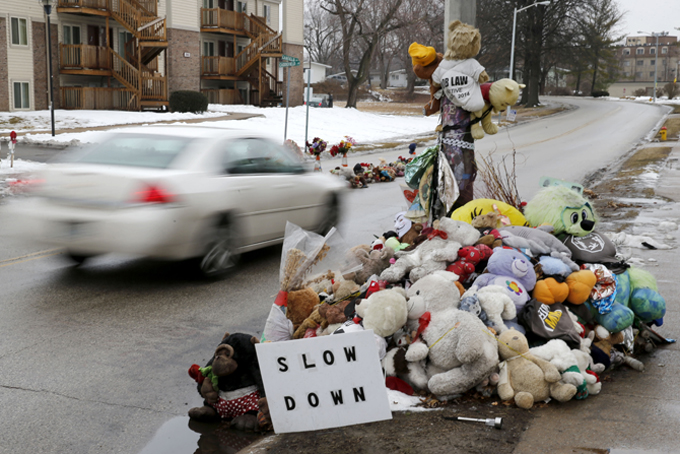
top-left (444, 0), bottom-right (477, 43)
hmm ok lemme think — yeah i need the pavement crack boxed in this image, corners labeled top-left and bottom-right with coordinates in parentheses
top-left (0, 383), bottom-right (178, 415)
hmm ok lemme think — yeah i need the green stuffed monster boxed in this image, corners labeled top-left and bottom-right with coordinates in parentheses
top-left (524, 186), bottom-right (666, 333)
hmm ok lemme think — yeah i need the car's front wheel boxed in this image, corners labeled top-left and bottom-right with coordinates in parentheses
top-left (316, 194), bottom-right (340, 236)
top-left (197, 215), bottom-right (241, 278)
top-left (65, 251), bottom-right (93, 266)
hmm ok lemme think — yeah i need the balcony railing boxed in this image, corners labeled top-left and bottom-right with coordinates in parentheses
top-left (60, 44), bottom-right (111, 70)
top-left (200, 8), bottom-right (246, 32)
top-left (57, 0), bottom-right (109, 9)
top-left (61, 86), bottom-right (138, 110)
top-left (201, 88), bottom-right (243, 105)
top-left (141, 73), bottom-right (166, 100)
top-left (201, 56), bottom-right (236, 76)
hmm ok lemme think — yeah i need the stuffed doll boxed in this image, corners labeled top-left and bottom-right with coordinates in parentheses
top-left (408, 42), bottom-right (445, 116)
top-left (382, 329), bottom-right (429, 391)
top-left (497, 329), bottom-right (577, 409)
top-left (445, 244), bottom-right (493, 283)
top-left (380, 218), bottom-right (480, 283)
top-left (188, 333), bottom-right (265, 430)
top-left (471, 212), bottom-right (503, 248)
top-left (354, 288), bottom-right (408, 339)
top-left (404, 271), bottom-right (499, 399)
top-left (529, 339), bottom-right (594, 400)
top-left (431, 21), bottom-right (490, 113)
top-left (524, 186), bottom-right (666, 333)
top-left (463, 284), bottom-right (517, 334)
top-left (472, 247), bottom-right (537, 314)
top-left (451, 198), bottom-right (528, 227)
top-left (470, 79), bottom-right (525, 140)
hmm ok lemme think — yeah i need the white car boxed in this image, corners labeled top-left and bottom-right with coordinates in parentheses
top-left (9, 125), bottom-right (346, 277)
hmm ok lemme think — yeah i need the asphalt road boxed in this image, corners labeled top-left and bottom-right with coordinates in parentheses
top-left (0, 97), bottom-right (672, 454)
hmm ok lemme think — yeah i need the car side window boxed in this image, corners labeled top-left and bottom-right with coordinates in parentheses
top-left (222, 138), bottom-right (304, 174)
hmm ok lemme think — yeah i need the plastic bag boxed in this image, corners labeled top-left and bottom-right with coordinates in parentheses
top-left (404, 145), bottom-right (438, 189)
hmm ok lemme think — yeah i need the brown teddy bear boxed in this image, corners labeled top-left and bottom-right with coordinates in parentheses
top-left (408, 42), bottom-right (445, 116)
top-left (285, 287), bottom-right (320, 331)
top-left (343, 244), bottom-right (395, 285)
top-left (497, 328), bottom-right (577, 409)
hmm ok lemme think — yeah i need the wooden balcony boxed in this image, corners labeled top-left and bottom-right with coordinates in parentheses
top-left (201, 56), bottom-right (237, 79)
top-left (201, 89), bottom-right (243, 105)
top-left (141, 73), bottom-right (167, 101)
top-left (57, 0), bottom-right (110, 16)
top-left (200, 8), bottom-right (248, 36)
top-left (59, 44), bottom-right (112, 75)
top-left (61, 86), bottom-right (138, 110)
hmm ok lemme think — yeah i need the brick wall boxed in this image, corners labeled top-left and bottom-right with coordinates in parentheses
top-left (32, 21), bottom-right (60, 111)
top-left (283, 43), bottom-right (303, 106)
top-left (0, 18), bottom-right (8, 111)
top-left (167, 28), bottom-right (201, 94)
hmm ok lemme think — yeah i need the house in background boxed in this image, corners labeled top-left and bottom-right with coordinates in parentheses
top-left (387, 69), bottom-right (407, 88)
top-left (302, 61), bottom-right (331, 84)
top-left (0, 0), bottom-right (304, 112)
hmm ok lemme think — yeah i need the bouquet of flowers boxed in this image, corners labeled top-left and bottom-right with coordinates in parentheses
top-left (329, 136), bottom-right (356, 158)
top-left (284, 139), bottom-right (303, 160)
top-left (306, 137), bottom-right (327, 157)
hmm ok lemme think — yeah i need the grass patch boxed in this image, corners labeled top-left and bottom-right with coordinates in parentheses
top-left (661, 116), bottom-right (680, 139)
top-left (515, 106), bottom-right (567, 118)
top-left (352, 135), bottom-right (436, 153)
top-left (621, 146), bottom-right (672, 170)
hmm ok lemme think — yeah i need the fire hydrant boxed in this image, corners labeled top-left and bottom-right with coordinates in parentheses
top-left (660, 126), bottom-right (667, 141)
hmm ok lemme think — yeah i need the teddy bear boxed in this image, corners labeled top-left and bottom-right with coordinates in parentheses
top-left (380, 217), bottom-right (480, 283)
top-left (354, 288), bottom-right (409, 339)
top-left (497, 329), bottom-right (578, 409)
top-left (382, 329), bottom-right (429, 392)
top-left (462, 285), bottom-right (517, 334)
top-left (403, 271), bottom-right (499, 399)
top-left (524, 186), bottom-right (666, 333)
top-left (589, 325), bottom-right (644, 371)
top-left (285, 287), bottom-right (320, 332)
top-left (470, 211), bottom-right (503, 249)
top-left (458, 293), bottom-right (494, 331)
top-left (408, 42), bottom-right (445, 116)
top-left (472, 247), bottom-right (537, 314)
top-left (445, 244), bottom-right (493, 284)
top-left (469, 79), bottom-right (525, 140)
top-left (529, 338), bottom-right (596, 400)
top-left (431, 21), bottom-right (489, 114)
top-left (499, 225), bottom-right (579, 271)
top-left (343, 244), bottom-right (395, 285)
top-left (188, 332), bottom-right (265, 430)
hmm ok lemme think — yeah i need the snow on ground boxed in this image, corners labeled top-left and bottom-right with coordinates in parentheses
top-left (0, 158), bottom-right (46, 197)
top-left (18, 104), bottom-right (438, 148)
top-left (387, 389), bottom-right (438, 412)
top-left (0, 109), bottom-right (227, 136)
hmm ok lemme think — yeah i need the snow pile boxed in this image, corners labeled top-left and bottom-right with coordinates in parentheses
top-left (0, 109), bottom-right (226, 135)
top-left (0, 158), bottom-right (46, 197)
top-left (605, 231), bottom-right (672, 250)
top-left (21, 105), bottom-right (438, 147)
top-left (387, 389), bottom-right (437, 412)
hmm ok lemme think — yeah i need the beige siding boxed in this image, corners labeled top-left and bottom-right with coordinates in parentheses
top-left (0, 1), bottom-right (46, 22)
top-left (282, 0), bottom-right (302, 45)
top-left (265, 0), bottom-right (279, 31)
top-left (6, 14), bottom-right (36, 110)
top-left (167, 0), bottom-right (200, 31)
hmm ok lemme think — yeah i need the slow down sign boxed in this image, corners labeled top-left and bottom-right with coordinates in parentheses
top-left (255, 330), bottom-right (392, 433)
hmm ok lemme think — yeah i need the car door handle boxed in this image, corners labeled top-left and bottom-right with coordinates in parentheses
top-left (273, 184), bottom-right (294, 189)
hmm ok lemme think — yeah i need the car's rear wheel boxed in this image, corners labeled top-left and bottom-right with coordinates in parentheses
top-left (198, 215), bottom-right (240, 278)
top-left (65, 251), bottom-right (92, 266)
top-left (316, 195), bottom-right (340, 235)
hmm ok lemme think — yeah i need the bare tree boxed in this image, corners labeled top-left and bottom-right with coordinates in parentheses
top-left (304, 1), bottom-right (342, 67)
top-left (321, 0), bottom-right (406, 107)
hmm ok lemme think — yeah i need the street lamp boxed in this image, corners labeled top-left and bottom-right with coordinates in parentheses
top-left (38, 0), bottom-right (56, 136)
top-left (509, 1), bottom-right (551, 81)
top-left (638, 30), bottom-right (669, 103)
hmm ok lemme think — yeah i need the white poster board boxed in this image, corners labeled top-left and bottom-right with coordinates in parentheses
top-left (255, 330), bottom-right (392, 433)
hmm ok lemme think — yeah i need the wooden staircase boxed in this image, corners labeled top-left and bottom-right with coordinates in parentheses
top-left (234, 14), bottom-right (283, 106)
top-left (110, 0), bottom-right (168, 109)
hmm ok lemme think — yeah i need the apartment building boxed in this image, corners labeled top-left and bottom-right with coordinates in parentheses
top-left (609, 34), bottom-right (679, 97)
top-left (0, 0), bottom-right (303, 112)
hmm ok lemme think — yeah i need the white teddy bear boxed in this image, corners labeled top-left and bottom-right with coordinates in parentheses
top-left (403, 271), bottom-right (499, 399)
top-left (380, 218), bottom-right (480, 283)
top-left (462, 285), bottom-right (517, 334)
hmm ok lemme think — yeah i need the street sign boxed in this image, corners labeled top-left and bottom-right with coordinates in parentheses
top-left (279, 61), bottom-right (300, 68)
top-left (281, 54), bottom-right (296, 62)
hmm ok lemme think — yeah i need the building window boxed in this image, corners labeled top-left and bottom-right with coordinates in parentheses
top-left (203, 0), bottom-right (214, 7)
top-left (650, 59), bottom-right (655, 65)
top-left (635, 72), bottom-right (642, 78)
top-left (203, 40), bottom-right (215, 56)
top-left (623, 48), bottom-right (630, 55)
top-left (650, 71), bottom-right (655, 77)
top-left (63, 25), bottom-right (81, 45)
top-left (637, 60), bottom-right (644, 66)
top-left (237, 1), bottom-right (247, 12)
top-left (10, 17), bottom-right (28, 46)
top-left (623, 72), bottom-right (629, 77)
top-left (636, 48), bottom-right (644, 55)
top-left (650, 48), bottom-right (656, 54)
top-left (13, 82), bottom-right (30, 109)
top-left (662, 47), bottom-right (668, 54)
top-left (263, 4), bottom-right (271, 24)
top-left (624, 61), bottom-right (631, 66)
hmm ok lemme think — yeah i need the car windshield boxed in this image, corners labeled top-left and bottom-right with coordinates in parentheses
top-left (69, 134), bottom-right (194, 169)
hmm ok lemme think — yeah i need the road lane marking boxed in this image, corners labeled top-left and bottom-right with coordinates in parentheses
top-left (0, 248), bottom-right (64, 267)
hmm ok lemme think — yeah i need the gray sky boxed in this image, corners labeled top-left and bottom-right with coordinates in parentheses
top-left (616, 0), bottom-right (679, 39)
